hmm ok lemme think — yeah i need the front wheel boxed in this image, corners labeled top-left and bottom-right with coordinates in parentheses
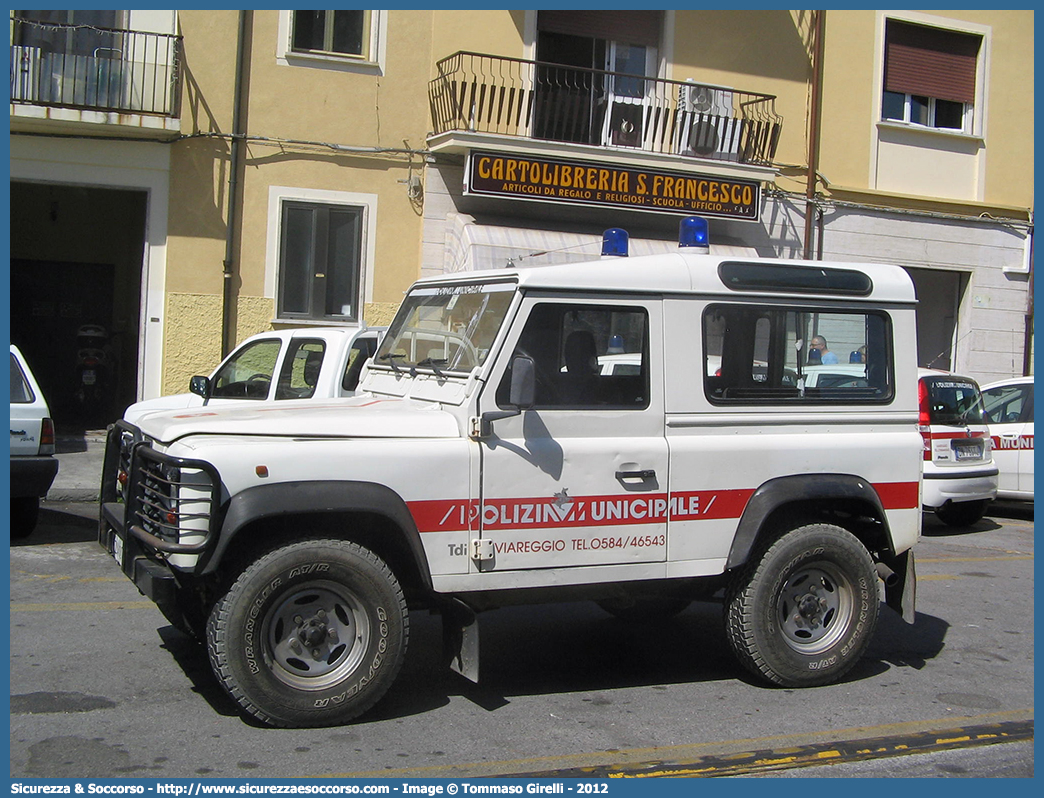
top-left (724, 524), bottom-right (879, 687)
top-left (934, 499), bottom-right (989, 527)
top-left (207, 539), bottom-right (408, 728)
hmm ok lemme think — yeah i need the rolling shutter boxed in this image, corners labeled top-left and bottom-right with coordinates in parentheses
top-left (884, 20), bottom-right (980, 104)
top-left (537, 10), bottom-right (662, 48)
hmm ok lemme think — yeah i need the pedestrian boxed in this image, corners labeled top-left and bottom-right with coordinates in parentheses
top-left (810, 336), bottom-right (839, 364)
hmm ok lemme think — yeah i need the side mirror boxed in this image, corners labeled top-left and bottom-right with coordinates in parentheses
top-left (508, 353), bottom-right (536, 409)
top-left (472, 353), bottom-right (536, 439)
top-left (189, 375), bottom-right (212, 404)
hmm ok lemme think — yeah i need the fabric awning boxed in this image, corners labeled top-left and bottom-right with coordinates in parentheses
top-left (443, 214), bottom-right (760, 273)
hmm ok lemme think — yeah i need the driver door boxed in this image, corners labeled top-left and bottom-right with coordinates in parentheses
top-left (476, 297), bottom-right (668, 575)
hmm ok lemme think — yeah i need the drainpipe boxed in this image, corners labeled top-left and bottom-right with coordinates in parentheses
top-left (1023, 223), bottom-right (1034, 376)
top-left (222, 10), bottom-right (250, 357)
top-left (803, 10), bottom-right (825, 260)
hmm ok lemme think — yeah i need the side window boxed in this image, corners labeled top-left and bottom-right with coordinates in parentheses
top-left (704, 305), bottom-right (893, 404)
top-left (279, 201), bottom-right (363, 323)
top-left (982, 384), bottom-right (1032, 424)
top-left (10, 354), bottom-right (33, 403)
top-left (211, 339), bottom-right (281, 399)
top-left (275, 339), bottom-right (325, 400)
top-left (342, 336), bottom-right (379, 391)
top-left (498, 303), bottom-right (649, 409)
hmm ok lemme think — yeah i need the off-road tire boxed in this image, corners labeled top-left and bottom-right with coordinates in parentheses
top-left (724, 524), bottom-right (879, 687)
top-left (934, 499), bottom-right (989, 528)
top-left (207, 539), bottom-right (408, 728)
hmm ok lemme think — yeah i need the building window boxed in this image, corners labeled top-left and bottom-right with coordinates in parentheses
top-left (291, 10), bottom-right (369, 59)
top-left (278, 202), bottom-right (363, 322)
top-left (881, 19), bottom-right (981, 133)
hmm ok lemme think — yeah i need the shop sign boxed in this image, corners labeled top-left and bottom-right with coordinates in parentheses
top-left (464, 151), bottom-right (761, 221)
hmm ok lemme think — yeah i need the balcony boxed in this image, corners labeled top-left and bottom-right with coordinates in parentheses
top-left (10, 17), bottom-right (182, 126)
top-left (429, 51), bottom-right (783, 168)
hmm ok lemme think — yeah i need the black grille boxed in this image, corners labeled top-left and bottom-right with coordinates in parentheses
top-left (126, 445), bottom-right (220, 551)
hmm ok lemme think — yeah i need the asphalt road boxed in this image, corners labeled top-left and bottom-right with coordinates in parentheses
top-left (9, 501), bottom-right (1034, 780)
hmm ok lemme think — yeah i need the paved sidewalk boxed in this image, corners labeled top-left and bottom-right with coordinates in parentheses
top-left (49, 430), bottom-right (107, 502)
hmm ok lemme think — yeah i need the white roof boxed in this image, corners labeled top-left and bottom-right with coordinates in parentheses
top-left (413, 253), bottom-right (918, 304)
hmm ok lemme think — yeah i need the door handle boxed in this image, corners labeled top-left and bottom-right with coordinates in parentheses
top-left (616, 469), bottom-right (656, 480)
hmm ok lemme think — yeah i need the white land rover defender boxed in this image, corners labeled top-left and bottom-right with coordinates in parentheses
top-left (100, 243), bottom-right (921, 728)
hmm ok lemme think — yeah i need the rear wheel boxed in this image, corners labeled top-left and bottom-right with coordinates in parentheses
top-left (724, 524), bottom-right (879, 687)
top-left (934, 499), bottom-right (989, 527)
top-left (207, 539), bottom-right (408, 728)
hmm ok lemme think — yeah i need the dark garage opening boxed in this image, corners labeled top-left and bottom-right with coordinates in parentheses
top-left (10, 182), bottom-right (146, 431)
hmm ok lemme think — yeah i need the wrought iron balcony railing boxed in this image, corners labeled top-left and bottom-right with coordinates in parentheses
top-left (430, 51), bottom-right (782, 166)
top-left (10, 17), bottom-right (182, 117)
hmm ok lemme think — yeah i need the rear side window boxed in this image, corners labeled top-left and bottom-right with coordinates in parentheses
top-left (10, 354), bottom-right (33, 404)
top-left (923, 378), bottom-right (987, 425)
top-left (342, 336), bottom-right (379, 391)
top-left (276, 339), bottom-right (326, 399)
top-left (703, 304), bottom-right (894, 404)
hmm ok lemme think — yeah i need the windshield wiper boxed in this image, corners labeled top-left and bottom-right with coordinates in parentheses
top-left (378, 352), bottom-right (406, 374)
top-left (416, 357), bottom-right (448, 378)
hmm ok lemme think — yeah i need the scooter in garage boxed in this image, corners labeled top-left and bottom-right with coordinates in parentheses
top-left (73, 323), bottom-right (112, 425)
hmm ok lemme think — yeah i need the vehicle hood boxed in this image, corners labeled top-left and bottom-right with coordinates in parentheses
top-left (135, 395), bottom-right (461, 444)
top-left (123, 393), bottom-right (202, 425)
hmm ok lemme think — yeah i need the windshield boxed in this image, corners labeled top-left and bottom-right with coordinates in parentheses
top-left (375, 282), bottom-right (516, 373)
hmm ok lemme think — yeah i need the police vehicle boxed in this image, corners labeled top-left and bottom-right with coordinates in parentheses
top-left (100, 219), bottom-right (922, 728)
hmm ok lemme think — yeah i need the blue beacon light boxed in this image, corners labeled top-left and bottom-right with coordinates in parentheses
top-left (679, 216), bottom-right (710, 253)
top-left (601, 228), bottom-right (629, 257)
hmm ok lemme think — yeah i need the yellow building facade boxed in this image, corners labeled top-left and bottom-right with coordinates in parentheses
top-left (9, 9), bottom-right (1032, 425)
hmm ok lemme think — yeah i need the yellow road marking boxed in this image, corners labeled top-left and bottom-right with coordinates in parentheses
top-left (325, 709), bottom-right (1033, 779)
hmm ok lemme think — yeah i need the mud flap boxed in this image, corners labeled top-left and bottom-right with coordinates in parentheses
top-left (884, 549), bottom-right (916, 624)
top-left (442, 597), bottom-right (479, 682)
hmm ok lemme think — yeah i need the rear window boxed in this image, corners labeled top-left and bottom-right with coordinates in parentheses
top-left (10, 354), bottom-right (34, 404)
top-left (922, 377), bottom-right (987, 425)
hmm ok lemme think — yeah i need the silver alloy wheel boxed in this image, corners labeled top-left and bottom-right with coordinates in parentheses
top-left (264, 581), bottom-right (370, 691)
top-left (776, 562), bottom-right (853, 655)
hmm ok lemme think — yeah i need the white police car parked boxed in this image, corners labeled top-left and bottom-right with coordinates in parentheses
top-left (981, 376), bottom-right (1034, 501)
top-left (918, 369), bottom-right (998, 526)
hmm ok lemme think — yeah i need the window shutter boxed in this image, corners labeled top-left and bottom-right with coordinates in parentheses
top-left (538, 10), bottom-right (662, 48)
top-left (884, 20), bottom-right (980, 104)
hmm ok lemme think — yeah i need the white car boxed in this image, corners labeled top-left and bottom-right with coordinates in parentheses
top-left (123, 326), bottom-right (383, 425)
top-left (9, 345), bottom-right (58, 538)
top-left (981, 376), bottom-right (1034, 501)
top-left (800, 363), bottom-right (870, 388)
top-left (918, 368), bottom-right (998, 526)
